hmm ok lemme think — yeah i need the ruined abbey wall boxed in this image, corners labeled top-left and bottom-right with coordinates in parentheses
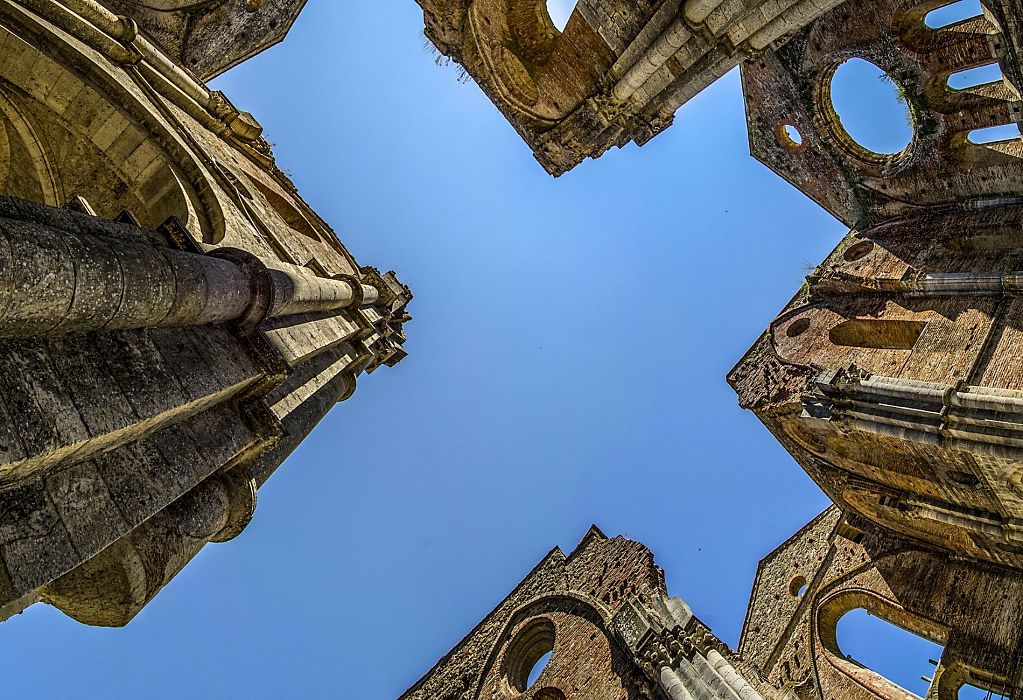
top-left (411, 0), bottom-right (1023, 697)
top-left (0, 0), bottom-right (410, 625)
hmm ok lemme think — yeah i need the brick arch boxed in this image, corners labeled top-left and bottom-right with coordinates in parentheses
top-left (474, 592), bottom-right (644, 700)
top-left (929, 660), bottom-right (1012, 700)
top-left (814, 588), bottom-right (950, 699)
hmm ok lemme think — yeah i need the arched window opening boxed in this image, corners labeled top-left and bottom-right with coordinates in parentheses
top-left (968, 124), bottom-right (1021, 144)
top-left (948, 63), bottom-right (1004, 90)
top-left (837, 608), bottom-right (944, 698)
top-left (527, 651), bottom-right (553, 687)
top-left (546, 0), bottom-right (576, 31)
top-left (829, 319), bottom-right (926, 350)
top-left (960, 683), bottom-right (1008, 699)
top-left (504, 619), bottom-right (557, 693)
top-left (925, 0), bottom-right (984, 29)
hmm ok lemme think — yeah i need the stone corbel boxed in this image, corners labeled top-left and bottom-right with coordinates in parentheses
top-left (209, 472), bottom-right (259, 543)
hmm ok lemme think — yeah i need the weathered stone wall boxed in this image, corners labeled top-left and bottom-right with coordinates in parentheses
top-left (415, 1), bottom-right (1023, 698)
top-left (417, 0), bottom-right (846, 174)
top-left (725, 0), bottom-right (1023, 572)
top-left (742, 510), bottom-right (1023, 699)
top-left (0, 0), bottom-right (411, 626)
top-left (97, 0), bottom-right (308, 79)
top-left (728, 216), bottom-right (1023, 568)
top-left (400, 528), bottom-right (664, 700)
top-left (743, 0), bottom-right (1022, 229)
top-left (402, 528), bottom-right (781, 700)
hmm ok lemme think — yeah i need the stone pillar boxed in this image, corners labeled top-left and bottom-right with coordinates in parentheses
top-left (0, 205), bottom-right (378, 337)
top-left (706, 650), bottom-right (766, 700)
top-left (673, 651), bottom-right (739, 699)
top-left (38, 471), bottom-right (257, 627)
top-left (613, 18), bottom-right (692, 102)
top-left (660, 666), bottom-right (698, 700)
top-left (265, 262), bottom-right (379, 317)
top-left (0, 215), bottom-right (252, 335)
top-left (684, 0), bottom-right (725, 24)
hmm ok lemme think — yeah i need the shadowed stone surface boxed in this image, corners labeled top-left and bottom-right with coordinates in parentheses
top-left (0, 0), bottom-right (410, 626)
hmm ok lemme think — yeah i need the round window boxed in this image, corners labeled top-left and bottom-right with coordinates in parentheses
top-left (790, 575), bottom-right (809, 597)
top-left (779, 123), bottom-right (804, 149)
top-left (828, 58), bottom-right (914, 157)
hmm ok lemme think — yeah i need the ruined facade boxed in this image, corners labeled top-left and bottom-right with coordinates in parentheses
top-left (401, 527), bottom-right (776, 700)
top-left (403, 513), bottom-right (1023, 699)
top-left (0, 0), bottom-right (410, 625)
top-left (410, 0), bottom-right (1023, 698)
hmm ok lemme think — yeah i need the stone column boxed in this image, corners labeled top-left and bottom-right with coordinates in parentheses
top-left (660, 666), bottom-right (698, 700)
top-left (0, 215), bottom-right (252, 335)
top-left (706, 650), bottom-right (766, 700)
top-left (38, 471), bottom-right (257, 627)
top-left (0, 207), bottom-right (377, 337)
top-left (684, 0), bottom-right (725, 24)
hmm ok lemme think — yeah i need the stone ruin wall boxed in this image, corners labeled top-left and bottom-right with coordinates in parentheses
top-left (411, 0), bottom-right (1023, 698)
top-left (0, 0), bottom-right (411, 625)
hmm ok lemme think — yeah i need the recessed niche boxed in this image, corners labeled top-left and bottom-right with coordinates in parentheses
top-left (947, 470), bottom-right (981, 488)
top-left (829, 319), bottom-right (926, 350)
top-left (787, 318), bottom-right (812, 338)
top-left (535, 689), bottom-right (567, 700)
top-left (947, 228), bottom-right (1023, 252)
top-left (844, 240), bottom-right (875, 262)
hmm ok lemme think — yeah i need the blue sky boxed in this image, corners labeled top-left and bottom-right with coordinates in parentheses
top-left (546, 0), bottom-right (575, 28)
top-left (1, 2), bottom-right (972, 698)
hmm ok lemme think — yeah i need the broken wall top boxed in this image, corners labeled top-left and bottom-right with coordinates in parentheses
top-left (98, 0), bottom-right (307, 80)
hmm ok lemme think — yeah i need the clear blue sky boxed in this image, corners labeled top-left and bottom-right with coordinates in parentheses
top-left (2, 2), bottom-right (973, 698)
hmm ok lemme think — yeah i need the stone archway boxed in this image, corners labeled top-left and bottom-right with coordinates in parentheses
top-left (0, 21), bottom-right (220, 237)
top-left (0, 86), bottom-right (61, 205)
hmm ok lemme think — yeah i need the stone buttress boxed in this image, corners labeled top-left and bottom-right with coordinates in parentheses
top-left (0, 0), bottom-right (410, 625)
